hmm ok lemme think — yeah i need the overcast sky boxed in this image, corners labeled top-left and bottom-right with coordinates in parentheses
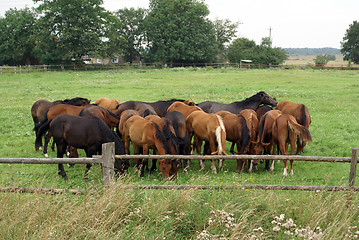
top-left (1, 0), bottom-right (358, 48)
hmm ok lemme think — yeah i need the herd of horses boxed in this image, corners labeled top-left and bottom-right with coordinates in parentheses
top-left (31, 91), bottom-right (312, 180)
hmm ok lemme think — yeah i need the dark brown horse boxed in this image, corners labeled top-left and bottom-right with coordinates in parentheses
top-left (186, 111), bottom-right (227, 174)
top-left (123, 115), bottom-right (178, 180)
top-left (272, 114), bottom-right (312, 177)
top-left (94, 97), bottom-right (120, 111)
top-left (197, 91), bottom-right (277, 114)
top-left (275, 100), bottom-right (312, 154)
top-left (35, 114), bottom-right (128, 180)
top-left (255, 105), bottom-right (273, 121)
top-left (216, 110), bottom-right (250, 173)
top-left (113, 101), bottom-right (157, 118)
top-left (31, 97), bottom-right (90, 126)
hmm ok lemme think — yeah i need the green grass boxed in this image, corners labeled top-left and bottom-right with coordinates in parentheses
top-left (0, 68), bottom-right (359, 239)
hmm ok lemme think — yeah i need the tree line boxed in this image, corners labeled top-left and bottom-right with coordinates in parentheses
top-left (1, 0), bottom-right (358, 66)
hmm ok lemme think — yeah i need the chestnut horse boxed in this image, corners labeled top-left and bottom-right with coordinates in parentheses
top-left (94, 97), bottom-right (120, 111)
top-left (167, 101), bottom-right (203, 118)
top-left (36, 114), bottom-right (128, 180)
top-left (78, 106), bottom-right (120, 130)
top-left (216, 110), bottom-right (250, 173)
top-left (255, 105), bottom-right (273, 121)
top-left (31, 97), bottom-right (90, 126)
top-left (272, 114), bottom-right (312, 177)
top-left (186, 111), bottom-right (227, 174)
top-left (252, 110), bottom-right (282, 172)
top-left (197, 91), bottom-right (277, 114)
top-left (124, 115), bottom-right (178, 179)
top-left (117, 109), bottom-right (140, 141)
top-left (275, 100), bottom-right (311, 154)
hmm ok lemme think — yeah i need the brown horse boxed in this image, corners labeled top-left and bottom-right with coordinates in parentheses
top-left (31, 97), bottom-right (90, 126)
top-left (113, 101), bottom-right (157, 118)
top-left (94, 97), bottom-right (120, 111)
top-left (78, 106), bottom-right (120, 130)
top-left (167, 101), bottom-right (203, 118)
top-left (186, 111), bottom-right (227, 174)
top-left (272, 114), bottom-right (312, 177)
top-left (239, 109), bottom-right (260, 172)
top-left (255, 105), bottom-right (273, 121)
top-left (118, 109), bottom-right (140, 141)
top-left (252, 110), bottom-right (282, 172)
top-left (145, 115), bottom-right (180, 174)
top-left (216, 110), bottom-right (250, 173)
top-left (275, 100), bottom-right (312, 154)
top-left (123, 115), bottom-right (178, 180)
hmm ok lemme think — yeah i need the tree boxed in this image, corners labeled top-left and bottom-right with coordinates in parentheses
top-left (114, 8), bottom-right (146, 63)
top-left (212, 18), bottom-right (240, 61)
top-left (226, 37), bottom-right (287, 65)
top-left (0, 8), bottom-right (37, 65)
top-left (341, 20), bottom-right (359, 64)
top-left (34, 0), bottom-right (112, 63)
top-left (313, 54), bottom-right (329, 67)
top-left (144, 0), bottom-right (217, 64)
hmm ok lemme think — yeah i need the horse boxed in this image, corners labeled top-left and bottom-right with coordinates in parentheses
top-left (34, 104), bottom-right (96, 149)
top-left (78, 106), bottom-right (120, 130)
top-left (238, 109), bottom-right (260, 172)
top-left (271, 114), bottom-right (312, 177)
top-left (197, 91), bottom-right (277, 114)
top-left (255, 105), bottom-right (273, 121)
top-left (146, 99), bottom-right (196, 117)
top-left (35, 114), bottom-right (128, 180)
top-left (113, 101), bottom-right (157, 118)
top-left (167, 101), bottom-right (203, 118)
top-left (117, 109), bottom-right (140, 141)
top-left (252, 110), bottom-right (282, 172)
top-left (274, 100), bottom-right (312, 154)
top-left (31, 97), bottom-right (90, 126)
top-left (123, 115), bottom-right (178, 180)
top-left (164, 111), bottom-right (190, 170)
top-left (94, 97), bottom-right (120, 111)
top-left (145, 115), bottom-right (180, 173)
top-left (186, 111), bottom-right (227, 174)
top-left (216, 110), bottom-right (250, 173)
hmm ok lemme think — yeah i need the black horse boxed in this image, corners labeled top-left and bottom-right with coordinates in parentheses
top-left (114, 99), bottom-right (195, 118)
top-left (35, 114), bottom-right (128, 180)
top-left (197, 91), bottom-right (277, 114)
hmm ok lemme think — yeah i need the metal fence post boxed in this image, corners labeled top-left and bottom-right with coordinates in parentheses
top-left (101, 142), bottom-right (115, 186)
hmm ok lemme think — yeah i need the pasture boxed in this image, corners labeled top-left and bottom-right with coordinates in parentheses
top-left (1, 68), bottom-right (359, 239)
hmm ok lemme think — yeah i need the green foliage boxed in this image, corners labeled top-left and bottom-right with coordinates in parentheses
top-left (0, 8), bottom-right (37, 65)
top-left (144, 0), bottom-right (218, 63)
top-left (314, 54), bottom-right (329, 66)
top-left (34, 0), bottom-right (112, 63)
top-left (226, 37), bottom-right (288, 65)
top-left (341, 20), bottom-right (359, 64)
top-left (113, 8), bottom-right (147, 63)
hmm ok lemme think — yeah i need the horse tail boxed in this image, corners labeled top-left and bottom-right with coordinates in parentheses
top-left (257, 113), bottom-right (268, 144)
top-left (215, 115), bottom-right (226, 155)
top-left (34, 109), bottom-right (49, 132)
top-left (35, 118), bottom-right (53, 151)
top-left (301, 104), bottom-right (306, 127)
top-left (238, 115), bottom-right (250, 154)
top-left (287, 118), bottom-right (312, 145)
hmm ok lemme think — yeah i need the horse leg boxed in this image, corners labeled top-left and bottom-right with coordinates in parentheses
top-left (56, 143), bottom-right (68, 180)
top-left (150, 149), bottom-right (158, 173)
top-left (196, 139), bottom-right (205, 171)
top-left (43, 131), bottom-right (52, 157)
top-left (208, 138), bottom-right (217, 174)
top-left (140, 145), bottom-right (149, 178)
top-left (248, 160), bottom-right (253, 173)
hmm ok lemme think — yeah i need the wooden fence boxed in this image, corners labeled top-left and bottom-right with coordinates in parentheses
top-left (0, 143), bottom-right (358, 194)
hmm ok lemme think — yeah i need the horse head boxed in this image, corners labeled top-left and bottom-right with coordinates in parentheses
top-left (258, 91), bottom-right (277, 107)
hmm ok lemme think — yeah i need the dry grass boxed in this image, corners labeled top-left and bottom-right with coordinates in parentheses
top-left (284, 55), bottom-right (359, 68)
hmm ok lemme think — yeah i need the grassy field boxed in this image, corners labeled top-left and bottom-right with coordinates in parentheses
top-left (0, 68), bottom-right (359, 239)
top-left (284, 54), bottom-right (359, 68)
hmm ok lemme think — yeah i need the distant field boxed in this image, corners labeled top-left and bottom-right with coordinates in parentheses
top-left (284, 54), bottom-right (359, 67)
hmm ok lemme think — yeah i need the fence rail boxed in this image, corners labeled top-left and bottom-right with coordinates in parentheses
top-left (0, 144), bottom-right (358, 193)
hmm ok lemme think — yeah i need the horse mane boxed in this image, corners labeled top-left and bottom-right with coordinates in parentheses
top-left (106, 109), bottom-right (121, 120)
top-left (152, 122), bottom-right (172, 154)
top-left (78, 108), bottom-right (86, 116)
top-left (62, 97), bottom-right (90, 106)
top-left (94, 117), bottom-right (125, 155)
top-left (239, 91), bottom-right (265, 104)
top-left (238, 115), bottom-right (250, 154)
top-left (301, 104), bottom-right (307, 127)
top-left (257, 112), bottom-right (268, 145)
top-left (162, 120), bottom-right (179, 154)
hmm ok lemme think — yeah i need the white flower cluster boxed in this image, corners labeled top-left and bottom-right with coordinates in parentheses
top-left (271, 214), bottom-right (323, 239)
top-left (345, 226), bottom-right (359, 239)
top-left (128, 207), bottom-right (142, 218)
top-left (196, 209), bottom-right (237, 240)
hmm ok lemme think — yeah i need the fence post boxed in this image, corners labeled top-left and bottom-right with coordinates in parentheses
top-left (348, 148), bottom-right (358, 189)
top-left (101, 142), bottom-right (115, 186)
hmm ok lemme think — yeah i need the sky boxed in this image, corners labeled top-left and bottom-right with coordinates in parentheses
top-left (1, 0), bottom-right (358, 49)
